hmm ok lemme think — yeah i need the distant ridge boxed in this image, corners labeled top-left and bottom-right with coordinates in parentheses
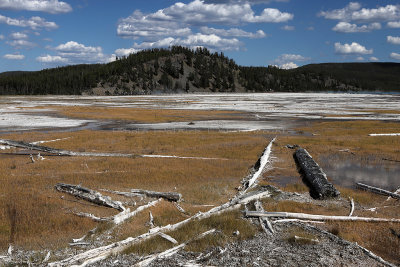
top-left (0, 46), bottom-right (399, 95)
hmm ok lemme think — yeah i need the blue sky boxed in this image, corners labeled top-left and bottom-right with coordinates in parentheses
top-left (1, 0), bottom-right (400, 72)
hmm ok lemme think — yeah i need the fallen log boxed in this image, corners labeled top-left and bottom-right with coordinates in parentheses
top-left (368, 133), bottom-right (400, 136)
top-left (294, 148), bottom-right (340, 199)
top-left (113, 199), bottom-right (161, 225)
top-left (130, 189), bottom-right (182, 202)
top-left (48, 188), bottom-right (272, 266)
top-left (356, 183), bottom-right (400, 200)
top-left (55, 183), bottom-right (126, 211)
top-left (349, 198), bottom-right (355, 217)
top-left (245, 211), bottom-right (400, 223)
top-left (0, 138), bottom-right (138, 158)
top-left (242, 138), bottom-right (276, 192)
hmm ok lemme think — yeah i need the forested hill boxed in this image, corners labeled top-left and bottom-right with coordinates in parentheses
top-left (0, 46), bottom-right (399, 95)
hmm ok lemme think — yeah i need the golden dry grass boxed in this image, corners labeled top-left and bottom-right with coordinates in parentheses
top-left (40, 106), bottom-right (245, 123)
top-left (0, 129), bottom-right (271, 251)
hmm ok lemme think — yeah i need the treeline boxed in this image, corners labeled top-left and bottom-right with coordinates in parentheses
top-left (0, 46), bottom-right (399, 95)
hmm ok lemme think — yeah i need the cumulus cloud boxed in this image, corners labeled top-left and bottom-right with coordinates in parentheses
top-left (280, 62), bottom-right (298, 69)
top-left (203, 0), bottom-right (289, 3)
top-left (3, 53), bottom-right (25, 60)
top-left (6, 39), bottom-right (35, 48)
top-left (334, 42), bottom-right (372, 55)
top-left (332, 22), bottom-right (381, 33)
top-left (0, 14), bottom-right (58, 30)
top-left (387, 36), bottom-right (400, 45)
top-left (38, 41), bottom-right (115, 65)
top-left (390, 52), bottom-right (400, 60)
top-left (0, 34), bottom-right (4, 40)
top-left (132, 34), bottom-right (243, 51)
top-left (200, 26), bottom-right (266, 38)
top-left (117, 0), bottom-right (292, 41)
top-left (114, 48), bottom-right (141, 57)
top-left (0, 0), bottom-right (72, 14)
top-left (387, 21), bottom-right (400, 28)
top-left (10, 31), bottom-right (28, 39)
top-left (319, 2), bottom-right (400, 23)
top-left (356, 56), bottom-right (364, 61)
top-left (369, 56), bottom-right (379, 61)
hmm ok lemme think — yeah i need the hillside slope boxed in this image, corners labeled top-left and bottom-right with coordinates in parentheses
top-left (0, 46), bottom-right (399, 95)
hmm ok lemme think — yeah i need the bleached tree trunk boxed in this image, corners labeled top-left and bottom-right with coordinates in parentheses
top-left (356, 183), bottom-right (400, 200)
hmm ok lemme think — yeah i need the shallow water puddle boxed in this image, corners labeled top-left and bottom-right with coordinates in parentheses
top-left (318, 154), bottom-right (400, 191)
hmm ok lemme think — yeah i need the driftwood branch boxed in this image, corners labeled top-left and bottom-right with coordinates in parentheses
top-left (114, 199), bottom-right (161, 225)
top-left (158, 233), bottom-right (178, 244)
top-left (55, 183), bottom-right (125, 211)
top-left (246, 211), bottom-right (400, 223)
top-left (49, 188), bottom-right (272, 266)
top-left (356, 183), bottom-right (400, 200)
top-left (135, 229), bottom-right (216, 267)
top-left (294, 148), bottom-right (340, 199)
top-left (130, 189), bottom-right (182, 202)
top-left (254, 200), bottom-right (274, 234)
top-left (349, 198), bottom-right (355, 217)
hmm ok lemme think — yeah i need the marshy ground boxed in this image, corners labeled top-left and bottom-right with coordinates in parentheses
top-left (0, 93), bottom-right (399, 266)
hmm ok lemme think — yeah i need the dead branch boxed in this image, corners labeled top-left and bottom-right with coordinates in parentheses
top-left (272, 219), bottom-right (325, 224)
top-left (114, 199), bottom-right (161, 225)
top-left (246, 211), bottom-right (400, 223)
top-left (158, 233), bottom-right (178, 244)
top-left (73, 211), bottom-right (111, 222)
top-left (135, 229), bottom-right (216, 267)
top-left (55, 183), bottom-right (126, 211)
top-left (49, 188), bottom-right (272, 266)
top-left (254, 200), bottom-right (274, 234)
top-left (349, 197), bottom-right (355, 217)
top-left (293, 235), bottom-right (319, 244)
top-left (130, 189), bottom-right (182, 202)
top-left (356, 182), bottom-right (400, 200)
top-left (294, 148), bottom-right (340, 199)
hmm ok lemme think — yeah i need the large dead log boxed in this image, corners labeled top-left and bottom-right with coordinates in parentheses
top-left (55, 183), bottom-right (125, 211)
top-left (245, 211), bottom-right (400, 223)
top-left (0, 139), bottom-right (138, 158)
top-left (294, 148), bottom-right (340, 199)
top-left (130, 189), bottom-right (182, 202)
top-left (356, 183), bottom-right (400, 200)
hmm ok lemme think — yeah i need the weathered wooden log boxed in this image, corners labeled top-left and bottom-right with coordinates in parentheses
top-left (356, 182), bottom-right (400, 200)
top-left (294, 148), bottom-right (340, 199)
top-left (0, 138), bottom-right (138, 158)
top-left (245, 211), bottom-right (400, 223)
top-left (254, 200), bottom-right (274, 234)
top-left (49, 188), bottom-right (272, 266)
top-left (113, 199), bottom-right (161, 225)
top-left (130, 189), bottom-right (182, 202)
top-left (55, 183), bottom-right (125, 211)
top-left (349, 198), bottom-right (355, 217)
top-left (158, 233), bottom-right (178, 244)
top-left (242, 138), bottom-right (276, 192)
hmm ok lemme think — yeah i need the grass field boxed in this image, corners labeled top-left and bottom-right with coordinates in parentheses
top-left (0, 102), bottom-right (399, 265)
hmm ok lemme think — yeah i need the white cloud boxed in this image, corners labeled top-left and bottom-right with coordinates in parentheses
top-left (369, 56), bottom-right (379, 61)
top-left (132, 34), bottom-right (243, 51)
top-left (356, 56), bottom-right (364, 61)
top-left (36, 54), bottom-right (67, 63)
top-left (332, 22), bottom-right (381, 33)
top-left (307, 26), bottom-right (314, 31)
top-left (117, 0), bottom-right (292, 41)
top-left (0, 14), bottom-right (58, 30)
top-left (114, 48), bottom-right (141, 57)
top-left (0, 0), bottom-right (72, 14)
top-left (10, 31), bottom-right (28, 39)
top-left (319, 3), bottom-right (400, 23)
top-left (38, 41), bottom-right (114, 65)
top-left (334, 42), bottom-right (373, 55)
top-left (274, 53), bottom-right (309, 64)
top-left (204, 0), bottom-right (289, 3)
top-left (280, 62), bottom-right (298, 69)
top-left (390, 52), bottom-right (400, 60)
top-left (3, 53), bottom-right (25, 60)
top-left (0, 34), bottom-right (4, 40)
top-left (387, 21), bottom-right (400, 28)
top-left (281, 25), bottom-right (294, 31)
top-left (6, 39), bottom-right (36, 48)
top-left (200, 27), bottom-right (266, 38)
top-left (387, 36), bottom-right (400, 45)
